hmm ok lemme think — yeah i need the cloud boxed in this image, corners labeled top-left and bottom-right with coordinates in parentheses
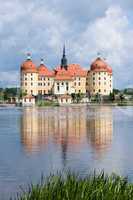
top-left (0, 1), bottom-right (133, 88)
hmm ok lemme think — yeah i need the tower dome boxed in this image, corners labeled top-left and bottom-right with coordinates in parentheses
top-left (90, 57), bottom-right (108, 71)
top-left (21, 53), bottom-right (37, 72)
top-left (38, 58), bottom-right (54, 76)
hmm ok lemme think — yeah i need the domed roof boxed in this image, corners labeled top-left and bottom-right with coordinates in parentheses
top-left (91, 57), bottom-right (107, 71)
top-left (90, 57), bottom-right (113, 74)
top-left (107, 66), bottom-right (113, 74)
top-left (21, 54), bottom-right (37, 72)
top-left (38, 60), bottom-right (54, 76)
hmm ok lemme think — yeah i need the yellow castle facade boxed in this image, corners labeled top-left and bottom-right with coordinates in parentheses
top-left (20, 48), bottom-right (113, 97)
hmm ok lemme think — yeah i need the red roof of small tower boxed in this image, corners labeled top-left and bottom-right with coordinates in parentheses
top-left (21, 53), bottom-right (37, 73)
top-left (38, 59), bottom-right (54, 77)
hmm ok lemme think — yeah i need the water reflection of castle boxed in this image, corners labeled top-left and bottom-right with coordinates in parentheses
top-left (21, 106), bottom-right (113, 157)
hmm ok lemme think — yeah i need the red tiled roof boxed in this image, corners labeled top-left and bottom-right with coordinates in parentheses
top-left (38, 64), bottom-right (54, 77)
top-left (55, 64), bottom-right (87, 80)
top-left (21, 60), bottom-right (37, 73)
top-left (90, 57), bottom-right (113, 74)
top-left (55, 67), bottom-right (73, 81)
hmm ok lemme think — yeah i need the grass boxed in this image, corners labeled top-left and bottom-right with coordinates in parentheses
top-left (13, 172), bottom-right (133, 200)
top-left (36, 100), bottom-right (59, 107)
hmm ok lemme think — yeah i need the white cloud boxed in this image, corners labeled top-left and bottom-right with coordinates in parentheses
top-left (72, 5), bottom-right (133, 88)
top-left (0, 1), bottom-right (133, 88)
top-left (0, 71), bottom-right (19, 87)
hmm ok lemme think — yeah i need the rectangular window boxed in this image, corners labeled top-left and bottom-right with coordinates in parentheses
top-left (57, 86), bottom-right (59, 91)
top-left (78, 82), bottom-right (80, 86)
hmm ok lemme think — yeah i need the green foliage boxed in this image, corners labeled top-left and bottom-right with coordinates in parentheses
top-left (109, 92), bottom-right (115, 102)
top-left (0, 88), bottom-right (20, 101)
top-left (71, 93), bottom-right (84, 103)
top-left (37, 100), bottom-right (59, 107)
top-left (123, 88), bottom-right (133, 95)
top-left (13, 172), bottom-right (133, 200)
top-left (113, 88), bottom-right (120, 94)
top-left (119, 93), bottom-right (125, 102)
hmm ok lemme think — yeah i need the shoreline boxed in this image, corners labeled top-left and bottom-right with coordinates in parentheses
top-left (1, 102), bottom-right (133, 107)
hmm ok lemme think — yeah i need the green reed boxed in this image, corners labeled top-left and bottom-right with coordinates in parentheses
top-left (13, 171), bottom-right (133, 200)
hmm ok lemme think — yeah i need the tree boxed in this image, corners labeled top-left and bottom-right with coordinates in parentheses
top-left (19, 89), bottom-right (27, 98)
top-left (71, 93), bottom-right (76, 103)
top-left (119, 93), bottom-right (125, 102)
top-left (113, 88), bottom-right (120, 94)
top-left (109, 92), bottom-right (115, 102)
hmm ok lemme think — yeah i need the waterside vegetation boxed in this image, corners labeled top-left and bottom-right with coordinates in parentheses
top-left (14, 172), bottom-right (133, 200)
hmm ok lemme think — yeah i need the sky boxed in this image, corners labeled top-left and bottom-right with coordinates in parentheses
top-left (0, 0), bottom-right (133, 88)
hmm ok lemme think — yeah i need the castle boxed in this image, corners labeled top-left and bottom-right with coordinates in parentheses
top-left (20, 47), bottom-right (113, 99)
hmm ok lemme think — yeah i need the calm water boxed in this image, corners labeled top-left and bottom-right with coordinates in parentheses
top-left (0, 106), bottom-right (133, 199)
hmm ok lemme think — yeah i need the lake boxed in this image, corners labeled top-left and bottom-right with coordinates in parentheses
top-left (0, 106), bottom-right (133, 199)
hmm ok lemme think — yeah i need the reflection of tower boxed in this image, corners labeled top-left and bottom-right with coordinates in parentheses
top-left (87, 106), bottom-right (113, 156)
top-left (53, 107), bottom-right (87, 167)
top-left (21, 107), bottom-right (54, 153)
top-left (20, 107), bottom-right (87, 159)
